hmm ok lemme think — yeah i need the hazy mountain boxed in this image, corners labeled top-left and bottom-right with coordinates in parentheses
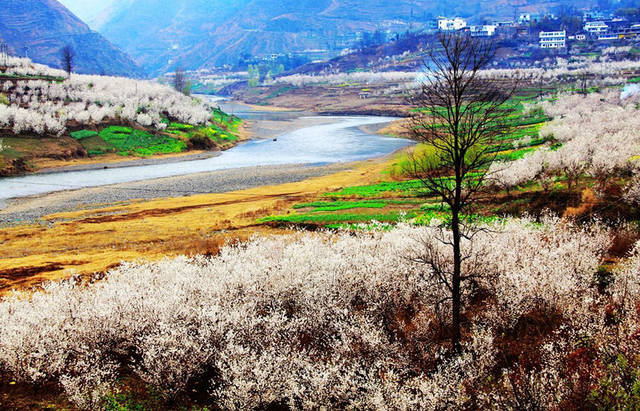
top-left (97, 0), bottom-right (590, 75)
top-left (57, 0), bottom-right (116, 25)
top-left (0, 0), bottom-right (142, 77)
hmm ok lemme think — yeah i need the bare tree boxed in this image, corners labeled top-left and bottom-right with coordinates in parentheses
top-left (173, 67), bottom-right (190, 95)
top-left (60, 45), bottom-right (74, 78)
top-left (406, 33), bottom-right (518, 352)
top-left (578, 70), bottom-right (589, 96)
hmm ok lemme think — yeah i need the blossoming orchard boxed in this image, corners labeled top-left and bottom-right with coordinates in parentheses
top-left (489, 89), bottom-right (640, 202)
top-left (2, 26), bottom-right (640, 410)
top-left (2, 218), bottom-right (636, 409)
top-left (0, 57), bottom-right (211, 135)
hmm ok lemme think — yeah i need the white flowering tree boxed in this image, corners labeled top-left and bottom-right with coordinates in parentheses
top-left (0, 218), bottom-right (621, 408)
top-left (489, 89), bottom-right (640, 199)
top-left (0, 58), bottom-right (212, 135)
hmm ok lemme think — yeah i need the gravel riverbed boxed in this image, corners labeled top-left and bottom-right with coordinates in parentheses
top-left (0, 163), bottom-right (350, 225)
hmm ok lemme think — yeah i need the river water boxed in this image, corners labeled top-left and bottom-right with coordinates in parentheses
top-left (0, 101), bottom-right (411, 203)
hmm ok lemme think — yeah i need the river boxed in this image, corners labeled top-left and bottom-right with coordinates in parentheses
top-left (0, 101), bottom-right (411, 204)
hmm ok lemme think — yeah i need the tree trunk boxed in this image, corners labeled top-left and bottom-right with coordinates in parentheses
top-left (451, 204), bottom-right (462, 353)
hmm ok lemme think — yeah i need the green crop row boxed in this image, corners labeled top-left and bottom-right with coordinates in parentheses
top-left (325, 180), bottom-right (427, 198)
top-left (259, 211), bottom-right (418, 225)
top-left (293, 200), bottom-right (388, 212)
top-left (70, 130), bottom-right (98, 140)
top-left (92, 126), bottom-right (186, 156)
top-left (494, 147), bottom-right (537, 162)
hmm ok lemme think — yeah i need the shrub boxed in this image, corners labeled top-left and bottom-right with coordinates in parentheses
top-left (0, 218), bottom-right (623, 409)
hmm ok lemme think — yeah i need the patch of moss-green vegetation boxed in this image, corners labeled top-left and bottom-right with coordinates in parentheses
top-left (70, 129), bottom-right (98, 140)
top-left (189, 125), bottom-right (238, 144)
top-left (259, 211), bottom-right (418, 225)
top-left (93, 126), bottom-right (186, 156)
top-left (103, 387), bottom-right (168, 411)
top-left (167, 122), bottom-right (194, 131)
top-left (293, 200), bottom-right (388, 212)
top-left (167, 117), bottom-right (240, 146)
top-left (80, 135), bottom-right (116, 156)
top-left (497, 123), bottom-right (546, 142)
top-left (212, 108), bottom-right (241, 132)
top-left (489, 136), bottom-right (548, 153)
top-left (325, 180), bottom-right (427, 198)
top-left (0, 146), bottom-right (23, 170)
top-left (494, 147), bottom-right (538, 162)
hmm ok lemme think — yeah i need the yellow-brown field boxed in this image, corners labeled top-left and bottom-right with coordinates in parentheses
top-left (0, 159), bottom-right (390, 295)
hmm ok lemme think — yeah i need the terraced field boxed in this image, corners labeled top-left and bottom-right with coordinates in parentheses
top-left (260, 97), bottom-right (551, 229)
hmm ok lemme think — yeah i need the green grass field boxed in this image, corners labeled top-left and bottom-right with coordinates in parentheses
top-left (293, 200), bottom-right (388, 212)
top-left (85, 126), bottom-right (186, 157)
top-left (325, 180), bottom-right (427, 198)
top-left (70, 130), bottom-right (98, 140)
top-left (259, 211), bottom-right (418, 225)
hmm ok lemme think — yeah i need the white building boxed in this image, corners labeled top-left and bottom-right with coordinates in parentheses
top-left (583, 11), bottom-right (609, 21)
top-left (0, 43), bottom-right (8, 67)
top-left (518, 13), bottom-right (531, 24)
top-left (598, 33), bottom-right (618, 41)
top-left (584, 21), bottom-right (609, 34)
top-left (493, 20), bottom-right (516, 27)
top-left (539, 31), bottom-right (566, 48)
top-left (470, 25), bottom-right (497, 37)
top-left (438, 17), bottom-right (467, 31)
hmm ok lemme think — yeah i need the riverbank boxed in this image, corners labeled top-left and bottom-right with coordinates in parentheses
top-left (0, 162), bottom-right (352, 225)
top-left (0, 115), bottom-right (408, 203)
top-left (0, 104), bottom-right (330, 177)
top-left (34, 151), bottom-right (220, 174)
top-left (0, 116), bottom-right (250, 178)
top-left (227, 81), bottom-right (412, 117)
top-left (0, 157), bottom-right (394, 295)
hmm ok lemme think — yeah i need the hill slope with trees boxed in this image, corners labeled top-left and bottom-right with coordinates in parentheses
top-left (0, 0), bottom-right (142, 77)
top-left (96, 0), bottom-right (588, 75)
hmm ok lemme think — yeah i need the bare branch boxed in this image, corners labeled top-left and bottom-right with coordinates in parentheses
top-left (405, 32), bottom-right (520, 353)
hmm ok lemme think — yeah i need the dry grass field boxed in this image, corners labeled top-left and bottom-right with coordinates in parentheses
top-left (0, 159), bottom-right (391, 295)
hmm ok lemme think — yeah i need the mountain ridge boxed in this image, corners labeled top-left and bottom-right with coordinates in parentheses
top-left (0, 0), bottom-right (142, 77)
top-left (96, 0), bottom-right (591, 76)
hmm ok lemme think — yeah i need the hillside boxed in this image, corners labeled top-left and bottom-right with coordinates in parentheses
top-left (0, 58), bottom-right (242, 176)
top-left (96, 0), bottom-right (587, 75)
top-left (0, 0), bottom-right (142, 77)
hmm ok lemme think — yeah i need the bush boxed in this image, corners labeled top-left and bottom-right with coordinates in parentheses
top-left (0, 217), bottom-right (627, 409)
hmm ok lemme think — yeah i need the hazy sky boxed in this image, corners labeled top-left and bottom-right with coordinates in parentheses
top-left (58, 0), bottom-right (114, 23)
